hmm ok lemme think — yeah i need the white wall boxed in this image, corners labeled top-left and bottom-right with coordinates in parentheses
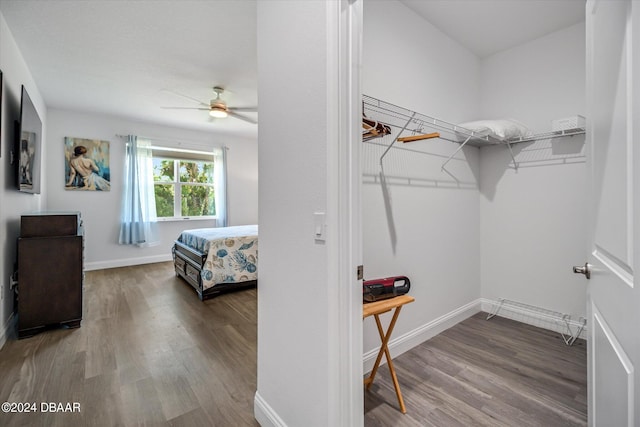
top-left (479, 22), bottom-right (587, 319)
top-left (0, 10), bottom-right (47, 346)
top-left (362, 0), bottom-right (482, 361)
top-left (480, 22), bottom-right (586, 132)
top-left (255, 1), bottom-right (357, 425)
top-left (45, 108), bottom-right (258, 270)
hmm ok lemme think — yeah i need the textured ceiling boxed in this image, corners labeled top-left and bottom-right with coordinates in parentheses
top-left (399, 0), bottom-right (585, 58)
top-left (1, 1), bottom-right (585, 138)
top-left (0, 0), bottom-right (258, 137)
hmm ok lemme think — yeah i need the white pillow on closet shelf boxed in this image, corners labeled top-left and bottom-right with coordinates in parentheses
top-left (456, 118), bottom-right (532, 141)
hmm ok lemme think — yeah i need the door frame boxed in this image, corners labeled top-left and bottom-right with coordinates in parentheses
top-left (326, 0), bottom-right (364, 425)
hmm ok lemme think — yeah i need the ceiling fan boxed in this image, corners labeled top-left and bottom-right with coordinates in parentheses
top-left (162, 86), bottom-right (258, 124)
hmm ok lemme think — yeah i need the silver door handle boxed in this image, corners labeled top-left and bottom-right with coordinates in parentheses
top-left (573, 262), bottom-right (591, 279)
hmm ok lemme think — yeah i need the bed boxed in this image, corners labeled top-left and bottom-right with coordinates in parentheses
top-left (172, 224), bottom-right (258, 300)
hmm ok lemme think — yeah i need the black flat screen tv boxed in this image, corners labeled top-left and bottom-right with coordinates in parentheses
top-left (17, 85), bottom-right (42, 194)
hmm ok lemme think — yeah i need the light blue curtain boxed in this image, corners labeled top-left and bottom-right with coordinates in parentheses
top-left (213, 146), bottom-right (228, 227)
top-left (119, 135), bottom-right (159, 246)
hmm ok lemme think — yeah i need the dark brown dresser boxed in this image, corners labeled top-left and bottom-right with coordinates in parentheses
top-left (17, 212), bottom-right (83, 338)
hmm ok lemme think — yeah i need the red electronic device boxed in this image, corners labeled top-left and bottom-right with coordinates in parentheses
top-left (363, 276), bottom-right (411, 303)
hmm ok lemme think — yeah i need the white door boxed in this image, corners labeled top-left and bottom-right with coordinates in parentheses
top-left (584, 1), bottom-right (640, 425)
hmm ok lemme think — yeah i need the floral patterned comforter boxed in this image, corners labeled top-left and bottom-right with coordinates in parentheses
top-left (177, 225), bottom-right (258, 291)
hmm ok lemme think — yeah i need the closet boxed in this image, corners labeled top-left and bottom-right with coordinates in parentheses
top-left (362, 0), bottom-right (588, 376)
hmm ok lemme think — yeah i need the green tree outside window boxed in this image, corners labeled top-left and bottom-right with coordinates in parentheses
top-left (153, 158), bottom-right (216, 218)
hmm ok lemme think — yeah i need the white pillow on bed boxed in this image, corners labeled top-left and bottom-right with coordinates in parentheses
top-left (457, 118), bottom-right (531, 141)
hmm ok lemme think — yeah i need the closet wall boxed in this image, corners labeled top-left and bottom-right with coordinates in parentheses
top-left (362, 0), bottom-right (482, 361)
top-left (479, 22), bottom-right (587, 319)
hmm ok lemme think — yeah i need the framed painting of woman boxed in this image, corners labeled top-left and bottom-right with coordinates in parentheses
top-left (64, 137), bottom-right (111, 191)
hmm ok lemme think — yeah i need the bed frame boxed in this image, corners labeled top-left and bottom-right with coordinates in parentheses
top-left (172, 240), bottom-right (257, 300)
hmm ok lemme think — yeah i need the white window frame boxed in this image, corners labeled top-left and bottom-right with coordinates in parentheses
top-left (152, 148), bottom-right (217, 221)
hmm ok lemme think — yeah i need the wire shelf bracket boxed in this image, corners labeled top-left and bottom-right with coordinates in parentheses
top-left (379, 112), bottom-right (416, 167)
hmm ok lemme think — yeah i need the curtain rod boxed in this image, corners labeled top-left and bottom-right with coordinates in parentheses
top-left (115, 134), bottom-right (228, 150)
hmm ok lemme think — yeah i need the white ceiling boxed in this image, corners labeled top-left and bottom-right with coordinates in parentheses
top-left (0, 0), bottom-right (258, 137)
top-left (399, 0), bottom-right (586, 58)
top-left (0, 1), bottom-right (585, 137)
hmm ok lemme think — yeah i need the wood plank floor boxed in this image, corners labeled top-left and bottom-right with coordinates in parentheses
top-left (364, 312), bottom-right (587, 426)
top-left (0, 262), bottom-right (259, 427)
top-left (0, 262), bottom-right (587, 426)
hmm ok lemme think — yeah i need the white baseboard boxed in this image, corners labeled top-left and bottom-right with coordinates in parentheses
top-left (0, 313), bottom-right (16, 350)
top-left (84, 254), bottom-right (173, 271)
top-left (254, 391), bottom-right (288, 427)
top-left (363, 298), bottom-right (482, 373)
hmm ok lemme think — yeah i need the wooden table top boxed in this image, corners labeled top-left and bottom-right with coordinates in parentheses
top-left (363, 295), bottom-right (415, 318)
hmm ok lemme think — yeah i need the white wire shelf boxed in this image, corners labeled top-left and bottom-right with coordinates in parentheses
top-left (363, 94), bottom-right (498, 148)
top-left (486, 298), bottom-right (586, 346)
top-left (362, 94), bottom-right (586, 171)
top-left (505, 127), bottom-right (586, 144)
top-left (363, 94), bottom-right (585, 146)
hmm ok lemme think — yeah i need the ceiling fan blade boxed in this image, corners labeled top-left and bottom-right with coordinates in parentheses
top-left (163, 89), bottom-right (209, 107)
top-left (228, 111), bottom-right (258, 124)
top-left (228, 107), bottom-right (258, 113)
top-left (161, 106), bottom-right (210, 110)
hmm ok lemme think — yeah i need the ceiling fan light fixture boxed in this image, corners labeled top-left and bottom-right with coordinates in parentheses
top-left (164, 86), bottom-right (256, 124)
top-left (209, 107), bottom-right (228, 118)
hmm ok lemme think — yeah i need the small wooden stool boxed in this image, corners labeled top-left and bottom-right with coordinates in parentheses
top-left (363, 295), bottom-right (415, 414)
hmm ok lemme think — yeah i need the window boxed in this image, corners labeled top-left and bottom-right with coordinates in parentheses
top-left (152, 148), bottom-right (217, 219)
